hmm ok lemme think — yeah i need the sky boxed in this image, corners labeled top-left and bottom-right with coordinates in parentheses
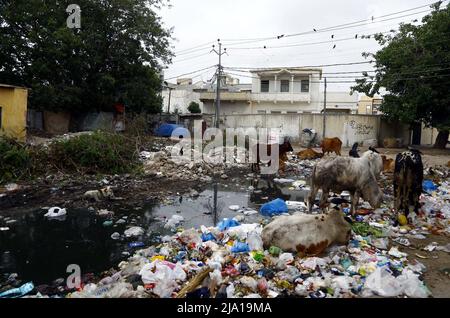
top-left (158, 0), bottom-right (444, 91)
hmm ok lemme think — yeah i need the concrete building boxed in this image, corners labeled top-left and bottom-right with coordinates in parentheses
top-left (319, 91), bottom-right (359, 114)
top-left (198, 67), bottom-right (323, 114)
top-left (0, 84), bottom-right (28, 141)
top-left (358, 95), bottom-right (383, 114)
top-left (161, 79), bottom-right (204, 114)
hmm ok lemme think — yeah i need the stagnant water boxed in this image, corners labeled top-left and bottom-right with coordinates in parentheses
top-left (0, 178), bottom-right (309, 286)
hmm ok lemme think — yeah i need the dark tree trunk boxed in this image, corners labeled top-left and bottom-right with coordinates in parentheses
top-left (433, 130), bottom-right (449, 149)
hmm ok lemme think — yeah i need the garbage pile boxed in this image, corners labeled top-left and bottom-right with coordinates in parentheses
top-left (140, 146), bottom-right (248, 182)
top-left (57, 211), bottom-right (431, 298)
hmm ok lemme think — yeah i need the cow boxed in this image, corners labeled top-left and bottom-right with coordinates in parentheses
top-left (393, 148), bottom-right (423, 217)
top-left (349, 142), bottom-right (360, 158)
top-left (381, 155), bottom-right (395, 173)
top-left (308, 149), bottom-right (383, 215)
top-left (261, 208), bottom-right (352, 256)
top-left (320, 137), bottom-right (342, 156)
top-left (297, 148), bottom-right (323, 160)
top-left (251, 138), bottom-right (293, 173)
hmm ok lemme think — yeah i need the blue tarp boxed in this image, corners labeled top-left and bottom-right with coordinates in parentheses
top-left (154, 124), bottom-right (189, 138)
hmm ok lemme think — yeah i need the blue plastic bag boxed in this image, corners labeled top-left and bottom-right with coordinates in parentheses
top-left (217, 218), bottom-right (240, 231)
top-left (0, 282), bottom-right (34, 298)
top-left (128, 242), bottom-right (145, 248)
top-left (231, 242), bottom-right (250, 253)
top-left (201, 232), bottom-right (216, 242)
top-left (423, 180), bottom-right (437, 193)
top-left (260, 198), bottom-right (288, 217)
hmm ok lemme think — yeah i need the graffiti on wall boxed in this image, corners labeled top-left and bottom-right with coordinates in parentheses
top-left (349, 120), bottom-right (374, 135)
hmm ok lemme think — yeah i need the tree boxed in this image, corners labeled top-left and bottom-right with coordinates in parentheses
top-left (187, 101), bottom-right (201, 113)
top-left (0, 0), bottom-right (173, 114)
top-left (351, 2), bottom-right (450, 148)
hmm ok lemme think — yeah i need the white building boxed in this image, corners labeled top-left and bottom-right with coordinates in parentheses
top-left (161, 79), bottom-right (204, 114)
top-left (319, 91), bottom-right (359, 114)
top-left (197, 67), bottom-right (323, 114)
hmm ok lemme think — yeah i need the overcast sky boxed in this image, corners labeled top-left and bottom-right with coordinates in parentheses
top-left (159, 0), bottom-right (441, 91)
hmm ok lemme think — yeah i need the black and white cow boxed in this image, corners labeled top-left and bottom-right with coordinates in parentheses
top-left (393, 148), bottom-right (423, 216)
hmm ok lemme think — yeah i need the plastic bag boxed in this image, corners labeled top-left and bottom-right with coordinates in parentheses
top-left (423, 180), bottom-right (437, 193)
top-left (247, 231), bottom-right (263, 251)
top-left (139, 261), bottom-right (187, 298)
top-left (363, 267), bottom-right (402, 297)
top-left (260, 198), bottom-right (288, 217)
top-left (124, 226), bottom-right (144, 238)
top-left (217, 218), bottom-right (240, 231)
top-left (230, 242), bottom-right (250, 253)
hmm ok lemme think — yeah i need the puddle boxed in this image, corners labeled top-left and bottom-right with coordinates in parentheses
top-left (0, 177), bottom-right (308, 286)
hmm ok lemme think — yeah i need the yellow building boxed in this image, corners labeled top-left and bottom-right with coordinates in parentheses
top-left (358, 95), bottom-right (383, 115)
top-left (0, 84), bottom-right (28, 141)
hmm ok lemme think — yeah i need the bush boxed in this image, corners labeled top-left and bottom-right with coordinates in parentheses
top-left (0, 137), bottom-right (31, 183)
top-left (187, 101), bottom-right (201, 114)
top-left (47, 131), bottom-right (140, 174)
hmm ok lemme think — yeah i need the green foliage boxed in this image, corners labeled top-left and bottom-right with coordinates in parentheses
top-left (47, 131), bottom-right (140, 174)
top-left (0, 138), bottom-right (31, 183)
top-left (187, 101), bottom-right (201, 114)
top-left (0, 0), bottom-right (172, 114)
top-left (351, 3), bottom-right (450, 133)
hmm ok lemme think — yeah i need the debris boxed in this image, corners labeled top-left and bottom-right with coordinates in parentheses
top-left (44, 207), bottom-right (67, 218)
top-left (164, 215), bottom-right (184, 229)
top-left (124, 226), bottom-right (144, 238)
top-left (0, 282), bottom-right (34, 298)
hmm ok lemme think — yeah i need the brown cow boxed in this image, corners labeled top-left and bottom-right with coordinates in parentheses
top-left (320, 137), bottom-right (342, 156)
top-left (297, 148), bottom-right (323, 160)
top-left (381, 155), bottom-right (395, 173)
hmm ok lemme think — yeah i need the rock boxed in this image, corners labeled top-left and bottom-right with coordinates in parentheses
top-left (221, 174), bottom-right (228, 179)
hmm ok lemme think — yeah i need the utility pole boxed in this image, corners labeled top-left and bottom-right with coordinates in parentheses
top-left (163, 81), bottom-right (173, 114)
top-left (322, 77), bottom-right (327, 138)
top-left (211, 39), bottom-right (227, 128)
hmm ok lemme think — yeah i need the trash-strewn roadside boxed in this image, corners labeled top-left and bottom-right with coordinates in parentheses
top-left (1, 153), bottom-right (449, 298)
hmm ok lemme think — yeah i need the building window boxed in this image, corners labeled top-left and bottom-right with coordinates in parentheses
top-left (271, 110), bottom-right (281, 114)
top-left (287, 111), bottom-right (297, 114)
top-left (260, 80), bottom-right (269, 92)
top-left (257, 110), bottom-right (266, 114)
top-left (280, 80), bottom-right (289, 92)
top-left (301, 80), bottom-right (309, 92)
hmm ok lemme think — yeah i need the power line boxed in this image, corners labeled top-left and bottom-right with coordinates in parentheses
top-left (220, 1), bottom-right (445, 46)
top-left (171, 1), bottom-right (446, 57)
top-left (164, 65), bottom-right (216, 80)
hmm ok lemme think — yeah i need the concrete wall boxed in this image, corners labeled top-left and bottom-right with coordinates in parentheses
top-left (220, 113), bottom-right (400, 147)
top-left (43, 111), bottom-right (71, 135)
top-left (0, 87), bottom-right (28, 141)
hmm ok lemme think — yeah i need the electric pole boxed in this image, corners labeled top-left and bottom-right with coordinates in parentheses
top-left (322, 77), bottom-right (327, 138)
top-left (211, 39), bottom-right (227, 128)
top-left (163, 81), bottom-right (173, 114)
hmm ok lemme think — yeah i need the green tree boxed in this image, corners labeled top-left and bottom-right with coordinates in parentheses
top-left (187, 101), bottom-right (201, 113)
top-left (352, 2), bottom-right (450, 148)
top-left (0, 0), bottom-right (173, 114)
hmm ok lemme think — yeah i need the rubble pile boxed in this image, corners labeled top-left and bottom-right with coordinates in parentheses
top-left (140, 146), bottom-right (248, 181)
